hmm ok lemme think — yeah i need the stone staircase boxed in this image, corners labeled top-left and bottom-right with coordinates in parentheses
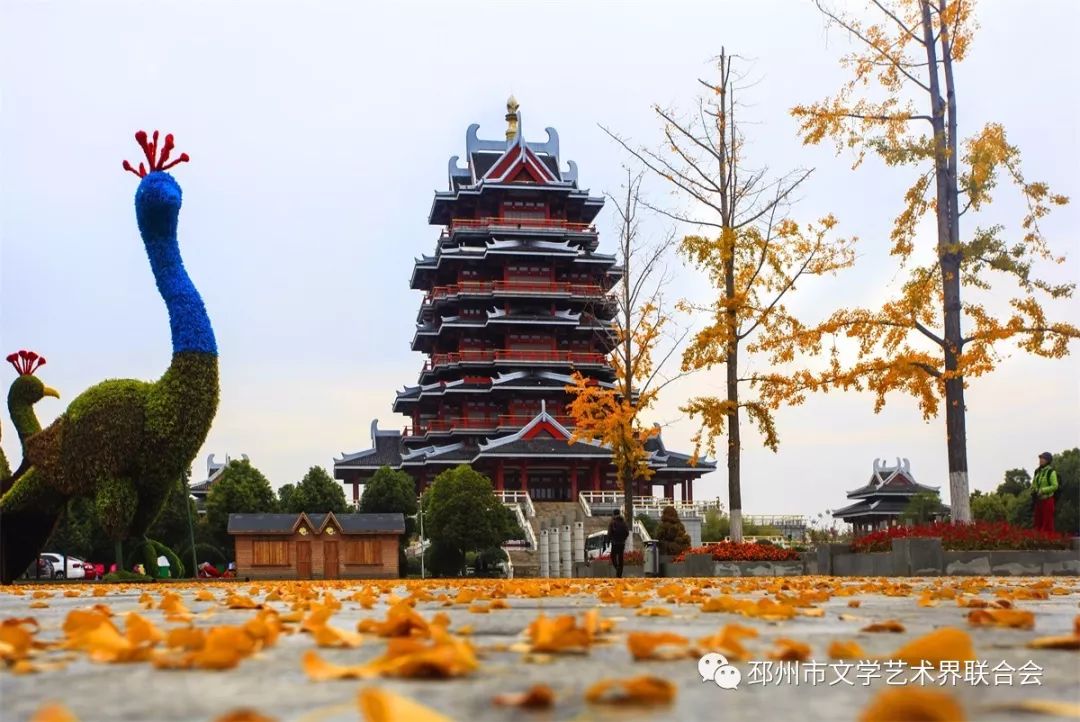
top-left (505, 501), bottom-right (643, 577)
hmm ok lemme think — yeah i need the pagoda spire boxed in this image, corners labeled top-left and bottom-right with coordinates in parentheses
top-left (505, 95), bottom-right (520, 141)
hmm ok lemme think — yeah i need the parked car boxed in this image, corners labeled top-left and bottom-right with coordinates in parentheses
top-left (24, 556), bottom-right (54, 579)
top-left (39, 553), bottom-right (87, 579)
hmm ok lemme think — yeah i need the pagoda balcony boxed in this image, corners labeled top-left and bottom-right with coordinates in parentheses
top-left (446, 217), bottom-right (597, 237)
top-left (423, 349), bottom-right (608, 372)
top-left (423, 280), bottom-right (609, 305)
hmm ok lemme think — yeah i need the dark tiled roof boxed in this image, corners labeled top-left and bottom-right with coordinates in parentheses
top-left (832, 498), bottom-right (948, 519)
top-left (656, 451), bottom-right (716, 471)
top-left (228, 512), bottom-right (405, 535)
top-left (227, 514), bottom-right (298, 534)
top-left (336, 433), bottom-right (404, 470)
top-left (337, 513), bottom-right (406, 534)
top-left (402, 444), bottom-right (476, 465)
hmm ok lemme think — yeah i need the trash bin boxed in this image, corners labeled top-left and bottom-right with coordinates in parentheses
top-left (156, 554), bottom-right (171, 579)
top-left (643, 541), bottom-right (661, 577)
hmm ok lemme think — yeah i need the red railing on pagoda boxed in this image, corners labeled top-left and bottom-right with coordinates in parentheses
top-left (425, 280), bottom-right (607, 303)
top-left (423, 349), bottom-right (607, 371)
top-left (448, 217), bottom-right (596, 234)
top-left (404, 414), bottom-right (576, 437)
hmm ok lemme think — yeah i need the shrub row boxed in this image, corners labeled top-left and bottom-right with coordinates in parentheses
top-left (851, 520), bottom-right (1073, 553)
top-left (673, 542), bottom-right (800, 563)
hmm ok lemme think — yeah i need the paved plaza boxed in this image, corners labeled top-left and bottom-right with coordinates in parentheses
top-left (2, 576), bottom-right (1079, 722)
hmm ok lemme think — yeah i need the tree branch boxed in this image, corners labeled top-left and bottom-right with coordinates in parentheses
top-left (816, 0), bottom-right (933, 93)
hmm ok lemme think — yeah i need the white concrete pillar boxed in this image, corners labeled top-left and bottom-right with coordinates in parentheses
top-left (560, 524), bottom-right (572, 579)
top-left (549, 524), bottom-right (561, 578)
top-left (539, 529), bottom-right (550, 578)
top-left (573, 520), bottom-right (585, 564)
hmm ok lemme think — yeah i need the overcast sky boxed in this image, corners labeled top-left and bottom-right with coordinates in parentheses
top-left (2, 1), bottom-right (1077, 520)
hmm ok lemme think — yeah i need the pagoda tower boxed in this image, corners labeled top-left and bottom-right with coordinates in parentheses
top-left (335, 99), bottom-right (713, 503)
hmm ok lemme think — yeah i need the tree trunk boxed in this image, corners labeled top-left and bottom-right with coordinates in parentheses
top-left (114, 539), bottom-right (124, 573)
top-left (623, 463), bottom-right (635, 552)
top-left (727, 342), bottom-right (742, 542)
top-left (920, 0), bottom-right (971, 521)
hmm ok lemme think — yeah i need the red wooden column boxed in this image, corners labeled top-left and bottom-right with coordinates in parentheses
top-left (663, 481), bottom-right (673, 501)
top-left (569, 464), bottom-right (578, 501)
top-left (495, 460), bottom-right (505, 492)
top-left (521, 460), bottom-right (530, 496)
top-left (352, 483), bottom-right (360, 503)
top-left (680, 482), bottom-right (686, 502)
top-left (591, 462), bottom-right (601, 491)
top-left (686, 478), bottom-right (693, 502)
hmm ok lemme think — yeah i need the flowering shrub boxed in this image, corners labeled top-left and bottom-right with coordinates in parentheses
top-left (851, 521), bottom-right (1073, 553)
top-left (673, 542), bottom-right (800, 563)
top-left (594, 550), bottom-right (644, 565)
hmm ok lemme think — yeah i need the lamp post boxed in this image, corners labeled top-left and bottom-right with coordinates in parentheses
top-left (418, 501), bottom-right (425, 580)
top-left (183, 475), bottom-right (198, 578)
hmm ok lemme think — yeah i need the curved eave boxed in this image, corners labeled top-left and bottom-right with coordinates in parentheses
top-left (429, 186), bottom-right (604, 226)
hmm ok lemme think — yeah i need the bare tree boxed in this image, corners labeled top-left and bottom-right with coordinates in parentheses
top-left (567, 170), bottom-right (688, 548)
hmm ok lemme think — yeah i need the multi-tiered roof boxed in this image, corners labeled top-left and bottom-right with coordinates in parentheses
top-left (832, 458), bottom-right (948, 532)
top-left (335, 100), bottom-right (712, 499)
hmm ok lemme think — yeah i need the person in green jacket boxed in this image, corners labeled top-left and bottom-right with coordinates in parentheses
top-left (1032, 451), bottom-right (1059, 533)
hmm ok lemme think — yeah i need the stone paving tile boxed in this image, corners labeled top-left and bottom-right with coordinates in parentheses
top-left (1, 577), bottom-right (1078, 722)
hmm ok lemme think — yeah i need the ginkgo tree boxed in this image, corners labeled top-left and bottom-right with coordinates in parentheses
top-left (566, 172), bottom-right (686, 540)
top-left (607, 50), bottom-right (855, 542)
top-left (782, 0), bottom-right (1078, 521)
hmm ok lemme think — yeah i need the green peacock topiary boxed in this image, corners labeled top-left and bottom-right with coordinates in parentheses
top-left (2, 352), bottom-right (61, 490)
top-left (0, 131), bottom-right (220, 583)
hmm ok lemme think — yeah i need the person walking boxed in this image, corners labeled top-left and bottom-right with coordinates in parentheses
top-left (1033, 451), bottom-right (1059, 534)
top-left (607, 509), bottom-right (630, 578)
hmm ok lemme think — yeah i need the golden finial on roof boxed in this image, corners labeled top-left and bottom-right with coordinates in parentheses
top-left (505, 95), bottom-right (520, 141)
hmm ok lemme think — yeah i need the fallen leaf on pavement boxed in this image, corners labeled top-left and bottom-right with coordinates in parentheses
top-left (492, 684), bottom-right (556, 709)
top-left (981, 700), bottom-right (1080, 718)
top-left (828, 640), bottom-right (865, 660)
top-left (768, 638), bottom-right (812, 662)
top-left (585, 676), bottom-right (676, 706)
top-left (890, 628), bottom-right (975, 667)
top-left (30, 703), bottom-right (80, 722)
top-left (627, 632), bottom-right (690, 661)
top-left (967, 609), bottom-right (1035, 630)
top-left (212, 710), bottom-right (277, 722)
top-left (858, 687), bottom-right (965, 722)
top-left (358, 687), bottom-right (452, 722)
top-left (1027, 635), bottom-right (1080, 651)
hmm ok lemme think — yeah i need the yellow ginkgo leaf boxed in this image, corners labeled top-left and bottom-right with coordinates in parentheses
top-left (585, 676), bottom-right (676, 706)
top-left (492, 684), bottom-right (556, 709)
top-left (358, 687), bottom-right (452, 722)
top-left (890, 628), bottom-right (975, 667)
top-left (30, 703), bottom-right (80, 722)
top-left (858, 687), bottom-right (965, 722)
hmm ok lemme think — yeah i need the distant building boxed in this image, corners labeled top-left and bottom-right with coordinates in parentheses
top-left (227, 512), bottom-right (405, 579)
top-left (189, 453), bottom-right (249, 508)
top-left (832, 458), bottom-right (949, 535)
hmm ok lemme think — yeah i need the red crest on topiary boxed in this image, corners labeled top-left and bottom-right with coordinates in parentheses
top-left (122, 130), bottom-right (190, 178)
top-left (7, 350), bottom-right (46, 376)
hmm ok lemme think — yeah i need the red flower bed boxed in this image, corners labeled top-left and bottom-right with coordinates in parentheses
top-left (594, 550), bottom-right (644, 565)
top-left (673, 542), bottom-right (800, 563)
top-left (851, 521), bottom-right (1072, 553)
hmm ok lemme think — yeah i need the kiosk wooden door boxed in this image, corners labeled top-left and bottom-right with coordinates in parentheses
top-left (323, 541), bottom-right (339, 579)
top-left (296, 541), bottom-right (312, 579)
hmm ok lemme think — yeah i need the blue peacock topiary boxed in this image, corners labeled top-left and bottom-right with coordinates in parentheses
top-left (0, 132), bottom-right (220, 583)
